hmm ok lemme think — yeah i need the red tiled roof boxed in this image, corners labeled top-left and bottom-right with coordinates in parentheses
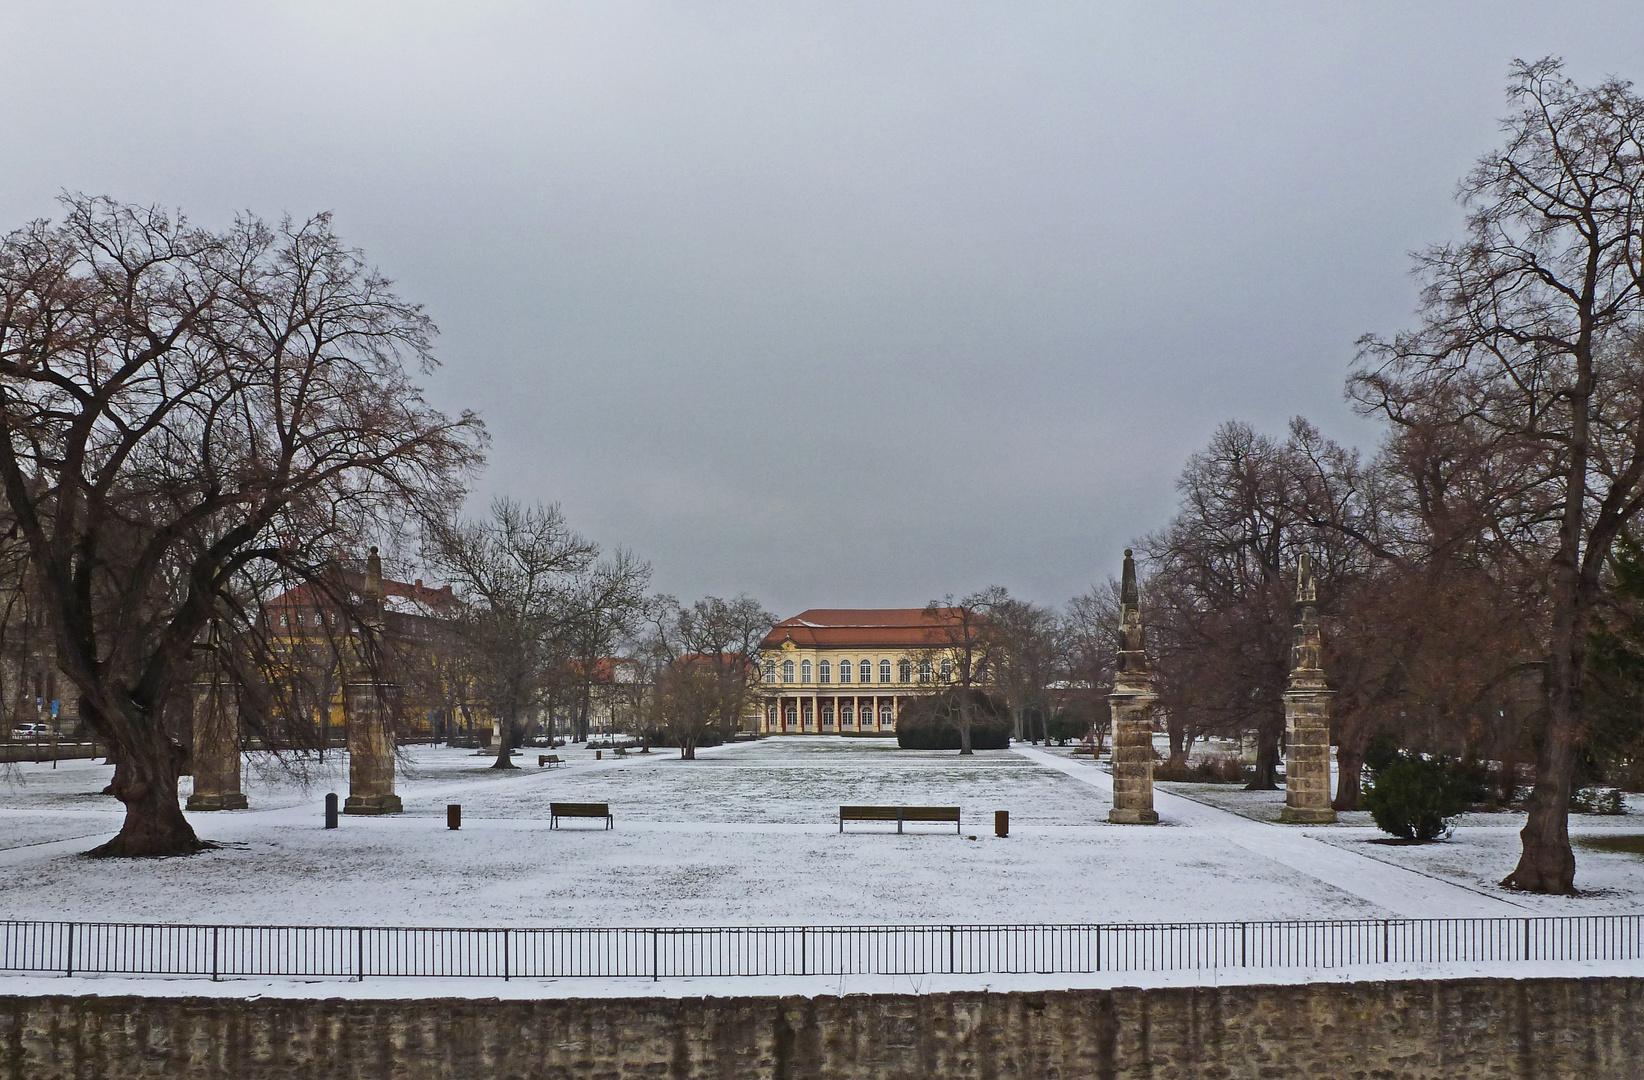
top-left (267, 575), bottom-right (454, 613)
top-left (760, 608), bottom-right (967, 649)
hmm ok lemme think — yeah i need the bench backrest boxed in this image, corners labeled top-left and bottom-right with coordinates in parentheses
top-left (839, 805), bottom-right (900, 820)
top-left (551, 802), bottom-right (610, 816)
top-left (839, 805), bottom-right (961, 821)
top-left (900, 806), bottom-right (962, 821)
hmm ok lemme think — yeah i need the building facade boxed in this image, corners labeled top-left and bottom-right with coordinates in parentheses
top-left (757, 609), bottom-right (970, 736)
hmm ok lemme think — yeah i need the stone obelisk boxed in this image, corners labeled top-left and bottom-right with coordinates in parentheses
top-left (1280, 549), bottom-right (1337, 824)
top-left (185, 679), bottom-right (247, 811)
top-left (1108, 549), bottom-right (1159, 825)
top-left (344, 546), bottom-right (403, 815)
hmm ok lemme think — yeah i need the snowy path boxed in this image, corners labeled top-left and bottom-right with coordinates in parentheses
top-left (1012, 746), bottom-right (1526, 918)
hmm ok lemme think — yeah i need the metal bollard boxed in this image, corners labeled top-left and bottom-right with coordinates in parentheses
top-left (325, 792), bottom-right (338, 829)
top-left (995, 810), bottom-right (1009, 837)
top-left (448, 804), bottom-right (461, 830)
top-left (596, 750), bottom-right (602, 760)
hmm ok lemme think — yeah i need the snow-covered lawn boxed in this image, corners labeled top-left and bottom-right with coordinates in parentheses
top-left (1, 737), bottom-right (1642, 928)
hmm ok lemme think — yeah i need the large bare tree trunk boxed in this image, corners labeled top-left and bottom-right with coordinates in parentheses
top-left (1166, 717), bottom-right (1189, 769)
top-left (490, 716), bottom-right (517, 769)
top-left (1503, 644), bottom-right (1580, 893)
top-left (88, 721), bottom-right (205, 857)
top-left (1246, 719), bottom-right (1281, 790)
top-left (1333, 740), bottom-right (1364, 812)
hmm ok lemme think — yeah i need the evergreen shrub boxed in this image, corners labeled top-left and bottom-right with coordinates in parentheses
top-left (1364, 752), bottom-right (1471, 841)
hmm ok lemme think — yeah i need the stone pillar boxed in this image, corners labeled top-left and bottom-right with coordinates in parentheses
top-left (343, 680), bottom-right (403, 815)
top-left (186, 682), bottom-right (247, 811)
top-left (1281, 550), bottom-right (1337, 824)
top-left (343, 546), bottom-right (403, 815)
top-left (1109, 549), bottom-right (1159, 825)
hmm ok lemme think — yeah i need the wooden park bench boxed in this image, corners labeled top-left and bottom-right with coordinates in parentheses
top-left (551, 802), bottom-right (613, 830)
top-left (613, 746), bottom-right (629, 757)
top-left (839, 805), bottom-right (961, 834)
top-left (537, 754), bottom-right (565, 767)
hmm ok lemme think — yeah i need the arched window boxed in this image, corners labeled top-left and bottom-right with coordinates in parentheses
top-left (919, 659), bottom-right (932, 683)
top-left (763, 660), bottom-right (776, 683)
top-left (821, 704), bottom-right (834, 728)
top-left (818, 660), bottom-right (831, 684)
top-left (879, 659), bottom-right (892, 683)
top-left (940, 658), bottom-right (954, 682)
top-left (898, 659), bottom-right (912, 683)
top-left (800, 659), bottom-right (812, 683)
top-left (782, 659), bottom-right (795, 683)
top-left (841, 704), bottom-right (854, 724)
top-left (860, 660), bottom-right (872, 684)
top-left (880, 704), bottom-right (893, 725)
top-left (839, 659), bottom-right (852, 684)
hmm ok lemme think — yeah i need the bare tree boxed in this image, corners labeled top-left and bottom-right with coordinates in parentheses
top-left (987, 594), bottom-right (1063, 742)
top-left (428, 498), bottom-right (598, 768)
top-left (920, 591), bottom-right (1002, 755)
top-left (1063, 582), bottom-right (1120, 755)
top-left (563, 550), bottom-right (652, 742)
top-left (0, 197), bottom-right (482, 855)
top-left (1352, 59), bottom-right (1644, 892)
top-left (641, 594), bottom-right (774, 757)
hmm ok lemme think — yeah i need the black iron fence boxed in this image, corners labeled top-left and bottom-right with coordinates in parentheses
top-left (2, 916), bottom-right (1640, 982)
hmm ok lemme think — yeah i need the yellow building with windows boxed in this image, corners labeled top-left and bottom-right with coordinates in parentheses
top-left (758, 609), bottom-right (968, 735)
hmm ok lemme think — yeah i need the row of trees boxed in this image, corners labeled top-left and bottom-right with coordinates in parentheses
top-left (1133, 59), bottom-right (1644, 894)
top-left (0, 194), bottom-right (773, 855)
top-left (938, 60), bottom-right (1644, 895)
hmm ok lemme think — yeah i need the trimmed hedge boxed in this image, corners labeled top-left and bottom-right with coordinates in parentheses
top-left (896, 690), bottom-right (1012, 750)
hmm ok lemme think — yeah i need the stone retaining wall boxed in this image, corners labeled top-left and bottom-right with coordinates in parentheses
top-left (5, 976), bottom-right (1642, 1079)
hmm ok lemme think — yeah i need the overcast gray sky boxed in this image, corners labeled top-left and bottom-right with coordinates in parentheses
top-left (5, 2), bottom-right (1643, 614)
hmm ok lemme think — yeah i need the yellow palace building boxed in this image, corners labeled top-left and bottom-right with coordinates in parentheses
top-left (758, 608), bottom-right (966, 735)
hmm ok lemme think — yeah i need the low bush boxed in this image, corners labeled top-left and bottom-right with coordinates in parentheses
top-left (1364, 753), bottom-right (1472, 841)
top-left (1155, 754), bottom-right (1247, 784)
top-left (1571, 787), bottom-right (1627, 815)
top-left (1044, 711), bottom-right (1092, 746)
top-left (644, 727), bottom-right (725, 749)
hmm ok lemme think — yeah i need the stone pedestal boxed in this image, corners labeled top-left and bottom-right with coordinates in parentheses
top-left (185, 682), bottom-right (247, 811)
top-left (344, 681), bottom-right (403, 815)
top-left (1108, 688), bottom-right (1159, 825)
top-left (1281, 678), bottom-right (1336, 824)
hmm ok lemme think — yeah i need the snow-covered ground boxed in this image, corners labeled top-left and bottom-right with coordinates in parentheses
top-left (1, 737), bottom-right (1643, 932)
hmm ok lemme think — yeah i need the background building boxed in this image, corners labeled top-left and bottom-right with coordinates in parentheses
top-left (758, 608), bottom-right (973, 735)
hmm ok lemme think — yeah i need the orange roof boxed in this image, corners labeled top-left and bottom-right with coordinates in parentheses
top-left (761, 608), bottom-right (967, 649)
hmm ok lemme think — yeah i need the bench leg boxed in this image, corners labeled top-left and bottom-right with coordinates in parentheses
top-left (897, 809), bottom-right (903, 834)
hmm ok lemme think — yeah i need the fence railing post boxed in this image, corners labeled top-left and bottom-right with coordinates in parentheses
top-left (652, 929), bottom-right (658, 982)
top-left (356, 927), bottom-right (364, 982)
top-left (65, 922), bottom-right (75, 978)
top-left (503, 928), bottom-right (510, 981)
top-left (212, 926), bottom-right (220, 982)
